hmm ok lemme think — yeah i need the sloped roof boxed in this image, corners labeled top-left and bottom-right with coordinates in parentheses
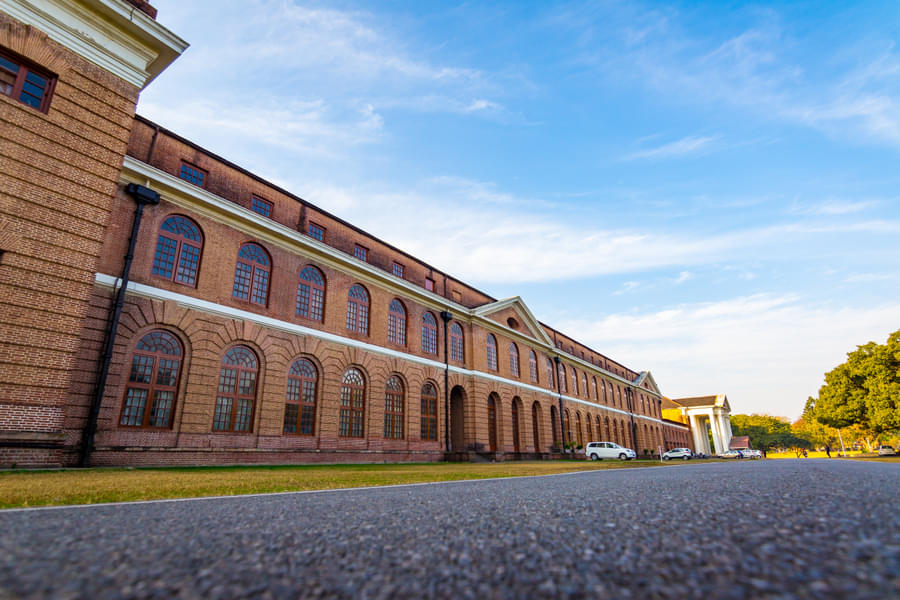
top-left (730, 436), bottom-right (751, 449)
top-left (671, 395), bottom-right (719, 407)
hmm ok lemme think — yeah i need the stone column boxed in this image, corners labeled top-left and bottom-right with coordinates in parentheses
top-left (690, 413), bottom-right (709, 455)
top-left (709, 410), bottom-right (724, 454)
top-left (719, 413), bottom-right (733, 450)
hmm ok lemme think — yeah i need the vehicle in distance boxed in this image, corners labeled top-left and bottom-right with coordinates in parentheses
top-left (586, 442), bottom-right (636, 461)
top-left (877, 445), bottom-right (896, 456)
top-left (742, 449), bottom-right (762, 459)
top-left (662, 448), bottom-right (693, 460)
top-left (718, 449), bottom-right (744, 459)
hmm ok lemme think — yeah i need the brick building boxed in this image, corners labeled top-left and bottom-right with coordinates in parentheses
top-left (0, 0), bottom-right (692, 467)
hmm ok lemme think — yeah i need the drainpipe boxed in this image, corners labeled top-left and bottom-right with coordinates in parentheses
top-left (553, 356), bottom-right (566, 456)
top-left (79, 183), bottom-right (160, 467)
top-left (440, 311), bottom-right (453, 454)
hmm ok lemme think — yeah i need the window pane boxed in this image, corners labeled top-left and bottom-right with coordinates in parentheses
top-left (120, 389), bottom-right (148, 426)
top-left (149, 390), bottom-right (174, 427)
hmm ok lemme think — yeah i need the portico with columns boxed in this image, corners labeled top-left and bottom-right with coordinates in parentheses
top-left (665, 395), bottom-right (733, 455)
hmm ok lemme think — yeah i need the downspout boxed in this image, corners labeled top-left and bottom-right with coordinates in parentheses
top-left (79, 183), bottom-right (160, 467)
top-left (626, 387), bottom-right (638, 452)
top-left (440, 311), bottom-right (453, 454)
top-left (553, 355), bottom-right (566, 456)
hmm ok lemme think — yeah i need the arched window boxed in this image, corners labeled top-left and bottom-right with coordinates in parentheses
top-left (339, 368), bottom-right (366, 437)
top-left (346, 284), bottom-right (369, 334)
top-left (604, 416), bottom-right (611, 440)
top-left (283, 357), bottom-right (317, 435)
top-left (421, 382), bottom-right (438, 441)
top-left (296, 266), bottom-right (325, 322)
top-left (546, 358), bottom-right (554, 389)
top-left (421, 312), bottom-right (438, 355)
top-left (120, 330), bottom-right (182, 428)
top-left (532, 402), bottom-right (541, 452)
top-left (488, 394), bottom-right (498, 451)
top-left (564, 409), bottom-right (572, 446)
top-left (384, 375), bottom-right (404, 439)
top-left (213, 345), bottom-right (258, 432)
top-left (581, 373), bottom-right (588, 398)
top-left (592, 377), bottom-right (598, 400)
top-left (558, 362), bottom-right (566, 393)
top-left (586, 413), bottom-right (593, 442)
top-left (595, 415), bottom-right (601, 441)
top-left (575, 412), bottom-right (583, 446)
top-left (486, 334), bottom-right (498, 371)
top-left (509, 343), bottom-right (520, 377)
top-left (387, 299), bottom-right (406, 346)
top-left (571, 368), bottom-right (579, 395)
top-left (511, 398), bottom-right (521, 453)
top-left (601, 380), bottom-right (607, 403)
top-left (528, 350), bottom-right (538, 383)
top-left (152, 215), bottom-right (202, 287)
top-left (450, 322), bottom-right (464, 363)
top-left (232, 243), bottom-right (270, 305)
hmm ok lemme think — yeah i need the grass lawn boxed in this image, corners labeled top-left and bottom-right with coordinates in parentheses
top-left (0, 459), bottom-right (682, 509)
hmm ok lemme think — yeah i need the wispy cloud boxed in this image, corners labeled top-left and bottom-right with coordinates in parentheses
top-left (793, 199), bottom-right (880, 216)
top-left (557, 295), bottom-right (900, 419)
top-left (624, 135), bottom-right (719, 160)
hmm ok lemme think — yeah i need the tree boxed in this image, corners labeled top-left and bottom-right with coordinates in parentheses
top-left (730, 414), bottom-right (809, 452)
top-left (812, 328), bottom-right (900, 435)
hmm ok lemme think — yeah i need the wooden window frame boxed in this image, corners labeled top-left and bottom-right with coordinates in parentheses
top-left (392, 262), bottom-right (404, 278)
top-left (119, 330), bottom-right (182, 429)
top-left (213, 346), bottom-right (258, 432)
top-left (232, 243), bottom-right (271, 306)
top-left (283, 358), bottom-right (317, 435)
top-left (420, 383), bottom-right (438, 441)
top-left (178, 161), bottom-right (207, 188)
top-left (421, 312), bottom-right (438, 355)
top-left (383, 375), bottom-right (405, 440)
top-left (528, 350), bottom-right (538, 383)
top-left (250, 195), bottom-right (273, 218)
top-left (307, 222), bottom-right (326, 242)
top-left (339, 368), bottom-right (366, 437)
top-left (486, 334), bottom-right (498, 372)
top-left (511, 400), bottom-right (520, 453)
top-left (488, 394), bottom-right (498, 452)
top-left (0, 48), bottom-right (56, 113)
top-left (509, 342), bottom-right (520, 378)
top-left (296, 265), bottom-right (326, 322)
top-left (346, 284), bottom-right (370, 335)
top-left (152, 215), bottom-right (203, 288)
top-left (387, 299), bottom-right (407, 346)
top-left (449, 322), bottom-right (465, 363)
top-left (353, 244), bottom-right (368, 261)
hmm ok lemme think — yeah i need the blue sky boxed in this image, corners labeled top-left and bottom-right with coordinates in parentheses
top-left (140, 0), bottom-right (900, 420)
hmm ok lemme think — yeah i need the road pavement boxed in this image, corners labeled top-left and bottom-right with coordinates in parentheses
top-left (0, 459), bottom-right (898, 599)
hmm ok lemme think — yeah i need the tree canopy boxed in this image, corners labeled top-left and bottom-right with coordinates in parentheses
top-left (730, 414), bottom-right (810, 451)
top-left (811, 329), bottom-right (900, 434)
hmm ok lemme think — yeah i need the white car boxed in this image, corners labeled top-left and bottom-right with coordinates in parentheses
top-left (662, 448), bottom-right (693, 461)
top-left (742, 449), bottom-right (763, 459)
top-left (586, 441), bottom-right (636, 461)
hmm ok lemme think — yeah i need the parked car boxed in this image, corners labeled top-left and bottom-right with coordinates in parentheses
top-left (718, 449), bottom-right (744, 459)
top-left (742, 449), bottom-right (762, 459)
top-left (662, 448), bottom-right (693, 461)
top-left (586, 442), bottom-right (636, 461)
top-left (877, 445), bottom-right (896, 456)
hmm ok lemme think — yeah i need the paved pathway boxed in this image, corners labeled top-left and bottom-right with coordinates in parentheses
top-left (0, 459), bottom-right (898, 599)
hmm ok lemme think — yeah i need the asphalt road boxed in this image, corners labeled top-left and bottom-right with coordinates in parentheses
top-left (0, 459), bottom-right (898, 599)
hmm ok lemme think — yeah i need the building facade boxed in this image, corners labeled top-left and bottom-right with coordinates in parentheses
top-left (0, 0), bottom-right (692, 467)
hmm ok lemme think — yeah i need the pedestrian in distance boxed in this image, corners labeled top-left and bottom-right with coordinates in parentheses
top-left (825, 444), bottom-right (831, 458)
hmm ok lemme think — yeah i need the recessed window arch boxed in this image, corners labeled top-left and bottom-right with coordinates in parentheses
top-left (581, 373), bottom-right (588, 397)
top-left (213, 345), bottom-right (258, 432)
top-left (119, 330), bottom-right (183, 428)
top-left (346, 284), bottom-right (370, 334)
top-left (575, 412), bottom-right (583, 446)
top-left (586, 413), bottom-right (593, 441)
top-left (564, 409), bottom-right (572, 446)
top-left (546, 358), bottom-right (554, 389)
top-left (283, 357), bottom-right (317, 435)
top-left (296, 265), bottom-right (326, 322)
top-left (450, 322), bottom-right (464, 363)
top-left (384, 375), bottom-right (405, 439)
top-left (550, 405), bottom-right (560, 447)
top-left (339, 368), bottom-right (366, 437)
top-left (152, 215), bottom-right (203, 287)
top-left (387, 299), bottom-right (407, 346)
top-left (488, 393), bottom-right (499, 451)
top-left (528, 350), bottom-right (538, 383)
top-left (558, 362), bottom-right (566, 393)
top-left (511, 397), bottom-right (521, 453)
top-left (421, 382), bottom-right (438, 441)
top-left (601, 380), bottom-right (607, 403)
top-left (232, 243), bottom-right (270, 305)
top-left (509, 342), bottom-right (520, 378)
top-left (592, 377), bottom-right (598, 400)
top-left (571, 367), bottom-right (579, 395)
top-left (532, 401), bottom-right (542, 452)
top-left (421, 312), bottom-right (438, 355)
top-left (486, 334), bottom-right (498, 371)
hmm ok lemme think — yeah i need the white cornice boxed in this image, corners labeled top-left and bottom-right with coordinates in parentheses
top-left (0, 0), bottom-right (188, 89)
top-left (95, 273), bottom-right (680, 429)
top-left (121, 156), bottom-right (655, 393)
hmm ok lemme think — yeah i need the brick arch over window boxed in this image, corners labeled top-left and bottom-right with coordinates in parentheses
top-left (449, 322), bottom-right (464, 363)
top-left (213, 345), bottom-right (258, 432)
top-left (486, 334), bottom-right (498, 371)
top-left (119, 329), bottom-right (183, 429)
top-left (152, 215), bottom-right (203, 287)
top-left (421, 312), bottom-right (438, 355)
top-left (296, 265), bottom-right (325, 322)
top-left (387, 299), bottom-right (407, 346)
top-left (384, 375), bottom-right (405, 439)
top-left (420, 382), bottom-right (438, 441)
top-left (340, 368), bottom-right (366, 437)
top-left (346, 284), bottom-right (370, 334)
top-left (232, 243), bottom-right (270, 305)
top-left (509, 342), bottom-right (520, 378)
top-left (283, 357), bottom-right (317, 435)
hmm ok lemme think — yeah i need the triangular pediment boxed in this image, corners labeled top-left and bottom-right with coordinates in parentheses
top-left (634, 371), bottom-right (662, 396)
top-left (473, 297), bottom-right (554, 346)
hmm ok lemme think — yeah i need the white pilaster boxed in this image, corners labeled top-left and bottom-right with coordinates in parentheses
top-left (709, 410), bottom-right (724, 454)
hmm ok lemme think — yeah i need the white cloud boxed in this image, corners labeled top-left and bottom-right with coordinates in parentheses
top-left (674, 271), bottom-right (693, 284)
top-left (794, 199), bottom-right (880, 216)
top-left (625, 135), bottom-right (719, 160)
top-left (556, 295), bottom-right (900, 420)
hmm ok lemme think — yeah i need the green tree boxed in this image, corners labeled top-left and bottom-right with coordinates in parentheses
top-left (730, 414), bottom-right (809, 452)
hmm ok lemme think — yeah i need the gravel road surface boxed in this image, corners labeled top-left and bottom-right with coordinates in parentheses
top-left (0, 459), bottom-right (897, 599)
